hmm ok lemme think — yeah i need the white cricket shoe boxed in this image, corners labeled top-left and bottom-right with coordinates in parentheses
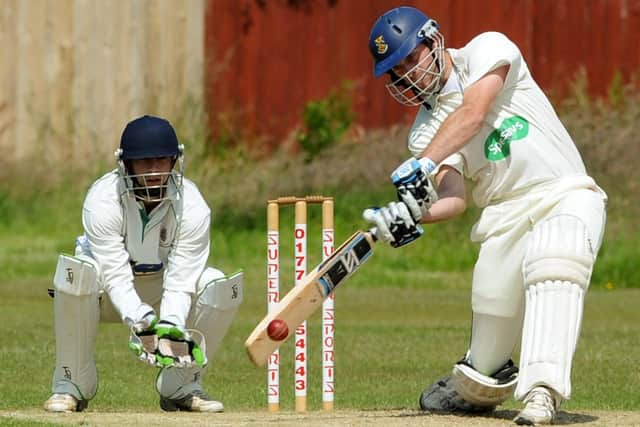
top-left (514, 386), bottom-right (560, 425)
top-left (44, 393), bottom-right (88, 413)
top-left (160, 389), bottom-right (224, 412)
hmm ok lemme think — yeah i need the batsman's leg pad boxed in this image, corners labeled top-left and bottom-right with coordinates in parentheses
top-left (190, 269), bottom-right (244, 361)
top-left (451, 356), bottom-right (518, 407)
top-left (515, 280), bottom-right (584, 401)
top-left (51, 254), bottom-right (101, 401)
top-left (523, 215), bottom-right (594, 289)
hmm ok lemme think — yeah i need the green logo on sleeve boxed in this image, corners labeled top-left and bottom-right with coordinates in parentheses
top-left (484, 116), bottom-right (529, 161)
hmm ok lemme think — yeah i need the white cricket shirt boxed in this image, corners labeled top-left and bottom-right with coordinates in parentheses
top-left (407, 32), bottom-right (588, 208)
top-left (81, 170), bottom-right (211, 322)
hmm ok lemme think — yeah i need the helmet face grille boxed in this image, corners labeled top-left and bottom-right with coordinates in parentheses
top-left (117, 146), bottom-right (185, 203)
top-left (384, 30), bottom-right (446, 107)
top-left (121, 170), bottom-right (184, 203)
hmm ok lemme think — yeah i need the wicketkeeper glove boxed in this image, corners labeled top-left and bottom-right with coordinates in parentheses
top-left (154, 321), bottom-right (207, 368)
top-left (391, 157), bottom-right (438, 222)
top-left (128, 309), bottom-right (160, 366)
top-left (363, 201), bottom-right (424, 248)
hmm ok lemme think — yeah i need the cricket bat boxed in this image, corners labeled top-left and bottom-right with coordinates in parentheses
top-left (245, 229), bottom-right (377, 366)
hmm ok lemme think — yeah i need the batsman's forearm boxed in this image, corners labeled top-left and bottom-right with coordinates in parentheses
top-left (421, 196), bottom-right (466, 224)
top-left (422, 164), bottom-right (466, 224)
top-left (420, 104), bottom-right (484, 164)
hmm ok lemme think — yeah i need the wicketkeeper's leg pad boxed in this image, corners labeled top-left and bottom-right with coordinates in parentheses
top-left (451, 355), bottom-right (518, 407)
top-left (156, 365), bottom-right (203, 400)
top-left (190, 269), bottom-right (244, 361)
top-left (156, 269), bottom-right (243, 400)
top-left (53, 254), bottom-right (99, 296)
top-left (51, 254), bottom-right (101, 400)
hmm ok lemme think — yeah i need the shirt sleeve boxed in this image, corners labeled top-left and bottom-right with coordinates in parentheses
top-left (160, 289), bottom-right (192, 328)
top-left (82, 189), bottom-right (147, 323)
top-left (464, 32), bottom-right (522, 88)
top-left (162, 195), bottom-right (211, 294)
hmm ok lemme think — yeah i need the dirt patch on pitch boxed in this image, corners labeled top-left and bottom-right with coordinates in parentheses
top-left (3, 409), bottom-right (640, 426)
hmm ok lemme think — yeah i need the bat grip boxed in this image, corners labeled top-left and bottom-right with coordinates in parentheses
top-left (368, 227), bottom-right (379, 242)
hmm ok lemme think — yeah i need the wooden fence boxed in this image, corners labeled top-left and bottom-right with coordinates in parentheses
top-left (0, 0), bottom-right (204, 167)
top-left (204, 0), bottom-right (640, 148)
top-left (2, 0), bottom-right (638, 164)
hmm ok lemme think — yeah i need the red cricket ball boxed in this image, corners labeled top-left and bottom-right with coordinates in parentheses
top-left (267, 319), bottom-right (289, 341)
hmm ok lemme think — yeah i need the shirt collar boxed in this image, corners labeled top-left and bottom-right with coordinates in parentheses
top-left (439, 66), bottom-right (462, 96)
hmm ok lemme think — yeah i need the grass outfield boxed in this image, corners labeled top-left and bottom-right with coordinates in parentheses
top-left (1, 273), bottom-right (638, 423)
top-left (1, 186), bottom-right (638, 426)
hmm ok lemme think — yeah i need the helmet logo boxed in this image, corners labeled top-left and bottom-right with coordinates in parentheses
top-left (374, 35), bottom-right (388, 55)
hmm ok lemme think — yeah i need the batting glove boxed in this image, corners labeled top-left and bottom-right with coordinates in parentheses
top-left (391, 157), bottom-right (438, 222)
top-left (363, 201), bottom-right (423, 248)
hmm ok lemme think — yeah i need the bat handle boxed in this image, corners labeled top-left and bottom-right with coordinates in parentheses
top-left (368, 227), bottom-right (379, 242)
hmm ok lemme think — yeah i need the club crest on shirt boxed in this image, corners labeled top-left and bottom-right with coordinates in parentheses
top-left (484, 116), bottom-right (529, 161)
top-left (160, 227), bottom-right (167, 243)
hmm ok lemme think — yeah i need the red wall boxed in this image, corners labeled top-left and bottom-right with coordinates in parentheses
top-left (205, 0), bottom-right (640, 148)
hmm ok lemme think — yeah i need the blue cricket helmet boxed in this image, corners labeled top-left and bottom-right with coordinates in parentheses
top-left (368, 6), bottom-right (440, 78)
top-left (119, 115), bottom-right (180, 160)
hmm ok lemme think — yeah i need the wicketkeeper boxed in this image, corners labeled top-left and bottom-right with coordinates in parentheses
top-left (363, 6), bottom-right (607, 425)
top-left (44, 115), bottom-right (243, 413)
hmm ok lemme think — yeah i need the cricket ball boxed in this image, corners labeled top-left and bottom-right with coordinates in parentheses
top-left (267, 319), bottom-right (289, 341)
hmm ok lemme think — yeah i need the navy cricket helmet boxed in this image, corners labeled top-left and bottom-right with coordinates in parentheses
top-left (119, 115), bottom-right (180, 160)
top-left (116, 115), bottom-right (184, 203)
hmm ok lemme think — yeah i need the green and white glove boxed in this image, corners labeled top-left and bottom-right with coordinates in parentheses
top-left (155, 321), bottom-right (207, 368)
top-left (128, 309), bottom-right (159, 366)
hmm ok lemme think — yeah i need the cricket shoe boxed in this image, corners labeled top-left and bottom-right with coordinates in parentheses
top-left (513, 386), bottom-right (560, 425)
top-left (44, 393), bottom-right (88, 413)
top-left (419, 375), bottom-right (494, 414)
top-left (160, 389), bottom-right (224, 412)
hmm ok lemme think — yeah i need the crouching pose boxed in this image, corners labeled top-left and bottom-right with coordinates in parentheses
top-left (44, 115), bottom-right (243, 413)
top-left (365, 6), bottom-right (607, 425)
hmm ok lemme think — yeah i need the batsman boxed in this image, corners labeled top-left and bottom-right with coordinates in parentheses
top-left (364, 6), bottom-right (607, 425)
top-left (44, 115), bottom-right (243, 413)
